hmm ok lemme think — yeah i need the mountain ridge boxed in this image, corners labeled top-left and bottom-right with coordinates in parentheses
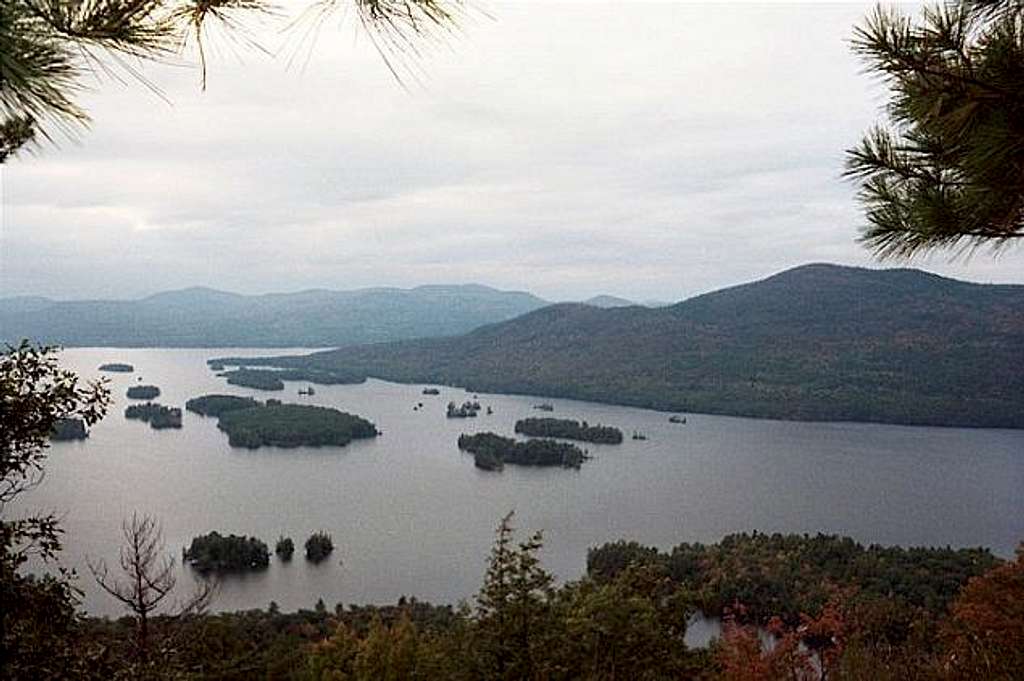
top-left (224, 264), bottom-right (1024, 429)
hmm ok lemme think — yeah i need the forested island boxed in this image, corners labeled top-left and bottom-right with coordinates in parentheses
top-left (445, 400), bottom-right (481, 418)
top-left (184, 532), bottom-right (270, 572)
top-left (185, 394), bottom-right (259, 417)
top-left (126, 385), bottom-right (160, 400)
top-left (514, 417), bottom-right (623, 443)
top-left (98, 362), bottom-right (133, 373)
top-left (124, 403), bottom-right (183, 429)
top-left (217, 367), bottom-right (367, 391)
top-left (457, 432), bottom-right (587, 470)
top-left (305, 532), bottom-right (334, 563)
top-left (49, 418), bottom-right (87, 440)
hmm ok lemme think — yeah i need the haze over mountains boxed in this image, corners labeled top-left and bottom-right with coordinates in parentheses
top-left (223, 264), bottom-right (1024, 429)
top-left (0, 284), bottom-right (553, 347)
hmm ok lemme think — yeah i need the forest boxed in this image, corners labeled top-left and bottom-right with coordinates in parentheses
top-left (217, 367), bottom-right (367, 391)
top-left (185, 394), bottom-right (260, 417)
top-left (184, 532), bottom-right (270, 572)
top-left (124, 403), bottom-right (183, 429)
top-left (215, 403), bottom-right (379, 449)
top-left (514, 417), bottom-right (623, 444)
top-left (126, 385), bottom-right (161, 400)
top-left (457, 432), bottom-right (587, 469)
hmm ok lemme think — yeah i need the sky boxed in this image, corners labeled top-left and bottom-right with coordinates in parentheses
top-left (1, 0), bottom-right (1021, 303)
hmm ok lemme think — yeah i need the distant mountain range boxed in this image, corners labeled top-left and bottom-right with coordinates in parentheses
top-left (0, 285), bottom-right (551, 347)
top-left (222, 264), bottom-right (1024, 429)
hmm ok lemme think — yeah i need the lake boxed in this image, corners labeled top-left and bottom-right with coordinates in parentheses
top-left (16, 348), bottom-right (1024, 629)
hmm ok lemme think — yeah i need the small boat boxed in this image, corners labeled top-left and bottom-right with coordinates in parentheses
top-left (632, 431), bottom-right (648, 441)
top-left (298, 386), bottom-right (316, 396)
top-left (669, 415), bottom-right (687, 424)
top-left (533, 403), bottom-right (554, 412)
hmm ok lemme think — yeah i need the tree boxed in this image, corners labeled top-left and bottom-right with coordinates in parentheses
top-left (88, 512), bottom-right (215, 667)
top-left (846, 0), bottom-right (1024, 257)
top-left (472, 511), bottom-right (556, 680)
top-left (0, 342), bottom-right (109, 677)
top-left (0, 0), bottom-right (464, 161)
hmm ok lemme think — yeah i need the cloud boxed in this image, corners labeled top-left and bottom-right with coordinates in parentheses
top-left (1, 1), bottom-right (1020, 302)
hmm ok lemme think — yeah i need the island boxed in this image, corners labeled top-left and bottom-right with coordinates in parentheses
top-left (457, 432), bottom-right (587, 470)
top-left (98, 363), bottom-right (134, 373)
top-left (185, 394), bottom-right (260, 417)
top-left (275, 536), bottom-right (295, 561)
top-left (514, 417), bottom-right (623, 444)
top-left (50, 418), bottom-right (87, 441)
top-left (446, 400), bottom-right (481, 418)
top-left (211, 364), bottom-right (367, 391)
top-left (126, 385), bottom-right (160, 400)
top-left (422, 387), bottom-right (440, 395)
top-left (305, 531), bottom-right (334, 563)
top-left (124, 403), bottom-right (183, 429)
top-left (184, 532), bottom-right (270, 572)
top-left (188, 398), bottom-right (379, 449)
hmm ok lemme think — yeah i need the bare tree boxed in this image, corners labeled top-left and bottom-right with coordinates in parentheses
top-left (88, 512), bottom-right (215, 663)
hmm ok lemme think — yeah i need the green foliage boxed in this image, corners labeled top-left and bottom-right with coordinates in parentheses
top-left (305, 531), bottom-right (334, 563)
top-left (1, 342), bottom-right (109, 678)
top-left (588, 532), bottom-right (1000, 625)
top-left (246, 264), bottom-right (1024, 429)
top-left (445, 400), bottom-right (480, 418)
top-left (126, 384), bottom-right (161, 400)
top-left (457, 432), bottom-right (587, 469)
top-left (219, 367), bottom-right (366, 391)
top-left (124, 402), bottom-right (182, 429)
top-left (515, 417), bottom-right (623, 444)
top-left (216, 403), bottom-right (378, 449)
top-left (184, 531), bottom-right (269, 572)
top-left (98, 363), bottom-right (134, 373)
top-left (275, 535), bottom-right (295, 561)
top-left (847, 0), bottom-right (1024, 256)
top-left (222, 369), bottom-right (286, 391)
top-left (185, 393), bottom-right (259, 417)
top-left (50, 417), bottom-right (88, 440)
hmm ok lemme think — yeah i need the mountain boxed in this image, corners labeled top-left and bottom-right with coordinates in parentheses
top-left (582, 295), bottom-right (636, 308)
top-left (0, 285), bottom-right (549, 348)
top-left (227, 264), bottom-right (1024, 428)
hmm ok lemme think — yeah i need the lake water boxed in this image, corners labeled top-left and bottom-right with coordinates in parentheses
top-left (15, 348), bottom-right (1024, 631)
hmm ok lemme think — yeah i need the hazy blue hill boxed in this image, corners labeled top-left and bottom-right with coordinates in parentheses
top-left (582, 295), bottom-right (636, 308)
top-left (232, 264), bottom-right (1024, 428)
top-left (0, 284), bottom-right (549, 348)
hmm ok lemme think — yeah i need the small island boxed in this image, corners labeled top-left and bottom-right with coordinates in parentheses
top-left (50, 418), bottom-right (88, 441)
top-left (446, 400), bottom-right (481, 418)
top-left (210, 362), bottom-right (367, 390)
top-left (514, 417), bottom-right (623, 444)
top-left (124, 403), bottom-right (183, 429)
top-left (184, 532), bottom-right (270, 572)
top-left (275, 536), bottom-right (295, 561)
top-left (422, 387), bottom-right (440, 395)
top-left (185, 394), bottom-right (260, 417)
top-left (305, 531), bottom-right (334, 563)
top-left (98, 363), bottom-right (134, 373)
top-left (533, 403), bottom-right (555, 412)
top-left (126, 385), bottom-right (160, 400)
top-left (197, 400), bottom-right (378, 449)
top-left (457, 432), bottom-right (587, 470)
top-left (221, 368), bottom-right (285, 391)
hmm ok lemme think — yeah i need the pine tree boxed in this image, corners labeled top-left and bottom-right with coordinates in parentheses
top-left (846, 0), bottom-right (1024, 257)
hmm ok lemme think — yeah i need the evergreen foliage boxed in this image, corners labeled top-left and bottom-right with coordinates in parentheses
top-left (457, 432), bottom-right (588, 469)
top-left (184, 394), bottom-right (259, 417)
top-left (49, 417), bottom-right (88, 440)
top-left (126, 385), bottom-right (160, 400)
top-left (305, 532), bottom-right (334, 563)
top-left (514, 417), bottom-right (623, 444)
top-left (847, 0), bottom-right (1024, 256)
top-left (275, 536), bottom-right (295, 561)
top-left (124, 402), bottom-right (182, 429)
top-left (216, 403), bottom-right (378, 449)
top-left (184, 531), bottom-right (270, 572)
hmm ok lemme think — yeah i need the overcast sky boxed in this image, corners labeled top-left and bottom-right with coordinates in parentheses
top-left (1, 1), bottom-right (1020, 303)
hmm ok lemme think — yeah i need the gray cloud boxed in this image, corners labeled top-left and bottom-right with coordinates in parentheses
top-left (1, 1), bottom-right (1020, 303)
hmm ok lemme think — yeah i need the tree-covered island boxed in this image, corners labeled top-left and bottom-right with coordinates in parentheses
top-left (185, 394), bottom-right (260, 417)
top-left (49, 417), bottom-right (88, 441)
top-left (514, 417), bottom-right (623, 444)
top-left (214, 366), bottom-right (367, 391)
top-left (98, 362), bottom-right (134, 373)
top-left (212, 402), bottom-right (378, 449)
top-left (457, 432), bottom-right (587, 470)
top-left (184, 531), bottom-right (270, 572)
top-left (124, 403), bottom-right (183, 429)
top-left (126, 385), bottom-right (161, 400)
top-left (305, 531), bottom-right (335, 563)
top-left (446, 401), bottom-right (481, 418)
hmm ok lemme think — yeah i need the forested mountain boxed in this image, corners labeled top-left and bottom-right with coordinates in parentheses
top-left (0, 284), bottom-right (547, 347)
top-left (228, 264), bottom-right (1024, 428)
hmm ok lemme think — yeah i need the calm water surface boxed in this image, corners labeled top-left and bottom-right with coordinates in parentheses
top-left (17, 348), bottom-right (1024, 624)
